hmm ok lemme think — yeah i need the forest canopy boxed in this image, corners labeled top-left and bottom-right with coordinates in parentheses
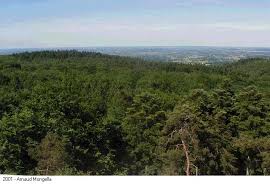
top-left (0, 51), bottom-right (269, 175)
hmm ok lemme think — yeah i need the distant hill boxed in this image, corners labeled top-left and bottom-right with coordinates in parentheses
top-left (1, 46), bottom-right (270, 64)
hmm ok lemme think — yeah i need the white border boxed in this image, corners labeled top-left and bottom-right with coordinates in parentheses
top-left (0, 175), bottom-right (269, 186)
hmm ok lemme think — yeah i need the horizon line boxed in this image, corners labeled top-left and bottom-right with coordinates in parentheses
top-left (1, 45), bottom-right (270, 50)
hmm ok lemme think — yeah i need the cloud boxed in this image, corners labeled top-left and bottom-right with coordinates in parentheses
top-left (175, 0), bottom-right (225, 7)
top-left (174, 0), bottom-right (270, 8)
top-left (1, 17), bottom-right (270, 48)
top-left (209, 23), bottom-right (270, 31)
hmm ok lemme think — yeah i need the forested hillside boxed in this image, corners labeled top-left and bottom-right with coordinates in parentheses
top-left (0, 51), bottom-right (269, 175)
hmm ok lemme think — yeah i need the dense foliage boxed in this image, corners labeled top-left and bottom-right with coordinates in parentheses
top-left (0, 51), bottom-right (269, 175)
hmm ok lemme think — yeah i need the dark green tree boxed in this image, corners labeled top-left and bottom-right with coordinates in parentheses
top-left (123, 92), bottom-right (166, 175)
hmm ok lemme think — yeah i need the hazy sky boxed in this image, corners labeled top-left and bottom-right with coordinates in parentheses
top-left (1, 0), bottom-right (270, 48)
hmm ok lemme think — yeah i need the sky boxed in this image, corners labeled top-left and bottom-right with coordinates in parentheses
top-left (1, 0), bottom-right (270, 48)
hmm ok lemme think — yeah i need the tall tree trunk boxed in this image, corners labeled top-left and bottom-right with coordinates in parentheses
top-left (182, 139), bottom-right (190, 176)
